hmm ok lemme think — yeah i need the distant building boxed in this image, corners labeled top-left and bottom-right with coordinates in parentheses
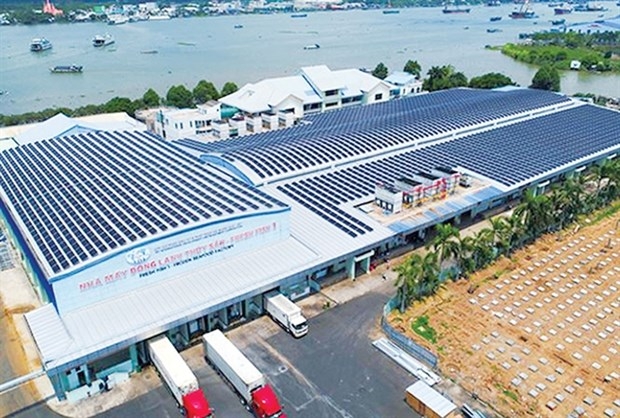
top-left (152, 101), bottom-right (221, 141)
top-left (220, 65), bottom-right (393, 121)
top-left (566, 16), bottom-right (620, 34)
top-left (384, 71), bottom-right (424, 97)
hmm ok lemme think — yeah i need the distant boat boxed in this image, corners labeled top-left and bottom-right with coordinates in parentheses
top-left (490, 16), bottom-right (502, 21)
top-left (547, 1), bottom-right (563, 6)
top-left (234, 24), bottom-right (243, 28)
top-left (291, 13), bottom-right (307, 18)
top-left (149, 15), bottom-right (171, 20)
top-left (554, 5), bottom-right (573, 14)
top-left (510, 1), bottom-right (536, 18)
top-left (107, 15), bottom-right (128, 25)
top-left (486, 0), bottom-right (501, 6)
top-left (140, 50), bottom-right (158, 54)
top-left (573, 2), bottom-right (607, 11)
top-left (30, 38), bottom-right (52, 52)
top-left (92, 34), bottom-right (115, 47)
top-left (443, 3), bottom-right (471, 13)
top-left (50, 65), bottom-right (83, 73)
top-left (303, 43), bottom-right (320, 50)
top-left (382, 9), bottom-right (400, 14)
top-left (550, 18), bottom-right (566, 25)
top-left (486, 28), bottom-right (502, 32)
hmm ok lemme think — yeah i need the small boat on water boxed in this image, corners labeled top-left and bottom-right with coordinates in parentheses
top-left (573, 2), bottom-right (607, 12)
top-left (140, 50), bottom-right (158, 54)
top-left (490, 16), bottom-right (502, 21)
top-left (486, 28), bottom-right (502, 32)
top-left (107, 15), bottom-right (128, 25)
top-left (510, 1), bottom-right (536, 18)
top-left (93, 34), bottom-right (115, 47)
top-left (442, 4), bottom-right (471, 13)
top-left (291, 13), bottom-right (307, 18)
top-left (303, 43), bottom-right (320, 50)
top-left (554, 5), bottom-right (573, 14)
top-left (50, 65), bottom-right (83, 73)
top-left (486, 0), bottom-right (501, 6)
top-left (551, 18), bottom-right (566, 25)
top-left (234, 24), bottom-right (243, 28)
top-left (30, 38), bottom-right (52, 52)
top-left (382, 9), bottom-right (400, 14)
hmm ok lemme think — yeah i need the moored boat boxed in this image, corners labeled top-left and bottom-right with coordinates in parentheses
top-left (30, 38), bottom-right (52, 52)
top-left (50, 65), bottom-right (83, 73)
top-left (382, 9), bottom-right (400, 14)
top-left (510, 1), bottom-right (536, 18)
top-left (490, 16), bottom-right (502, 21)
top-left (554, 6), bottom-right (573, 14)
top-left (303, 43), bottom-right (320, 50)
top-left (486, 28), bottom-right (502, 32)
top-left (92, 34), bottom-right (115, 47)
top-left (291, 13), bottom-right (307, 18)
top-left (551, 18), bottom-right (566, 25)
top-left (443, 4), bottom-right (471, 13)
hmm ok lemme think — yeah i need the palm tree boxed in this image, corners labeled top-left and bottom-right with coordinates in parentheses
top-left (428, 223), bottom-right (461, 270)
top-left (489, 216), bottom-right (511, 256)
top-left (514, 189), bottom-right (552, 240)
top-left (420, 252), bottom-right (440, 297)
top-left (394, 253), bottom-right (424, 313)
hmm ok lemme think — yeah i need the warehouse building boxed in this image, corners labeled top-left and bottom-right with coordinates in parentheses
top-left (0, 88), bottom-right (619, 401)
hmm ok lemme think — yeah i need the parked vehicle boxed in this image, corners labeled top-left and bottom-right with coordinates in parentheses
top-left (147, 336), bottom-right (213, 418)
top-left (202, 330), bottom-right (287, 418)
top-left (264, 292), bottom-right (308, 338)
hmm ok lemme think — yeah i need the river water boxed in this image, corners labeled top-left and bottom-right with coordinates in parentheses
top-left (1, 4), bottom-right (619, 115)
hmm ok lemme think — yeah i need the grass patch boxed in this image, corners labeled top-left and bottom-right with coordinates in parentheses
top-left (411, 315), bottom-right (438, 344)
top-left (503, 389), bottom-right (519, 403)
top-left (592, 201), bottom-right (620, 224)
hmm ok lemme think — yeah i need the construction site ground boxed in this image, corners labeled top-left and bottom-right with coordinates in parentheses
top-left (389, 213), bottom-right (620, 418)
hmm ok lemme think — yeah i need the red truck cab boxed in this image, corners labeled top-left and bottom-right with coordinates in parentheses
top-left (182, 389), bottom-right (214, 418)
top-left (250, 384), bottom-right (287, 418)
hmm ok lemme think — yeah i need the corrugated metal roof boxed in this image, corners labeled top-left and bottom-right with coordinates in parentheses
top-left (24, 304), bottom-right (75, 367)
top-left (301, 65), bottom-right (344, 92)
top-left (406, 380), bottom-right (457, 417)
top-left (26, 236), bottom-right (319, 370)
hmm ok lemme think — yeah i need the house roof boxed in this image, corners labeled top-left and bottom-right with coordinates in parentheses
top-left (301, 65), bottom-right (345, 92)
top-left (219, 76), bottom-right (322, 114)
top-left (385, 71), bottom-right (419, 86)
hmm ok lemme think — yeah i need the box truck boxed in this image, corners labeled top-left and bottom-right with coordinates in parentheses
top-left (264, 292), bottom-right (308, 338)
top-left (202, 330), bottom-right (286, 418)
top-left (147, 336), bottom-right (213, 418)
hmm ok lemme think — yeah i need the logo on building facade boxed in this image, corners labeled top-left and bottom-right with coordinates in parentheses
top-left (126, 248), bottom-right (151, 265)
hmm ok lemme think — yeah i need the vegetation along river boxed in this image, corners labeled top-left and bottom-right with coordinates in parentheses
top-left (1, 3), bottom-right (619, 115)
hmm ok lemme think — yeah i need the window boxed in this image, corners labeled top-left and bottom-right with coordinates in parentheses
top-left (374, 93), bottom-right (383, 101)
top-left (325, 89), bottom-right (338, 97)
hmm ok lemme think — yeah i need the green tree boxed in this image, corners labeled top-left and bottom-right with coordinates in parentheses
top-left (394, 253), bottom-right (424, 313)
top-left (469, 72), bottom-right (516, 89)
top-left (423, 65), bottom-right (468, 92)
top-left (403, 60), bottom-right (422, 79)
top-left (142, 88), bottom-right (160, 107)
top-left (220, 81), bottom-right (239, 97)
top-left (530, 65), bottom-right (561, 92)
top-left (428, 223), bottom-right (461, 270)
top-left (372, 62), bottom-right (389, 80)
top-left (166, 85), bottom-right (193, 108)
top-left (103, 97), bottom-right (135, 114)
top-left (193, 80), bottom-right (220, 104)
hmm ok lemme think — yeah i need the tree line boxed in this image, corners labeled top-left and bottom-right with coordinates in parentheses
top-left (394, 159), bottom-right (620, 313)
top-left (371, 59), bottom-right (560, 92)
top-left (0, 80), bottom-right (238, 127)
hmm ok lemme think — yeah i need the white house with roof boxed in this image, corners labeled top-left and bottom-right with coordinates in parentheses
top-left (153, 101), bottom-right (221, 140)
top-left (385, 71), bottom-right (424, 97)
top-left (219, 65), bottom-right (393, 120)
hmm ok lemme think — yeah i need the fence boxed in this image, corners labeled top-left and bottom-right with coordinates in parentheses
top-left (381, 296), bottom-right (438, 368)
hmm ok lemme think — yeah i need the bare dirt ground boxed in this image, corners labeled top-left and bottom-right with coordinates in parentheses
top-left (389, 214), bottom-right (620, 418)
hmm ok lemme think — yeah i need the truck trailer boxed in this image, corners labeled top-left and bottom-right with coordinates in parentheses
top-left (202, 330), bottom-right (286, 418)
top-left (147, 336), bottom-right (213, 418)
top-left (264, 292), bottom-right (308, 338)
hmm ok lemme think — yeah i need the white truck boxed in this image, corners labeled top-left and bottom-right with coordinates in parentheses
top-left (147, 335), bottom-right (213, 418)
top-left (264, 292), bottom-right (308, 338)
top-left (202, 330), bottom-right (286, 418)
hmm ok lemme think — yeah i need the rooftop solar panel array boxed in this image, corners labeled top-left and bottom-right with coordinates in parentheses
top-left (175, 89), bottom-right (571, 182)
top-left (0, 130), bottom-right (287, 276)
top-left (276, 105), bottom-right (620, 236)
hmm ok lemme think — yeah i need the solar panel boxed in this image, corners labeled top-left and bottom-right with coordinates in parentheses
top-left (0, 130), bottom-right (288, 275)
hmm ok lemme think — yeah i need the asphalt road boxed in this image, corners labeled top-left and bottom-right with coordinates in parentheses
top-left (235, 290), bottom-right (416, 418)
top-left (5, 285), bottom-right (418, 418)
